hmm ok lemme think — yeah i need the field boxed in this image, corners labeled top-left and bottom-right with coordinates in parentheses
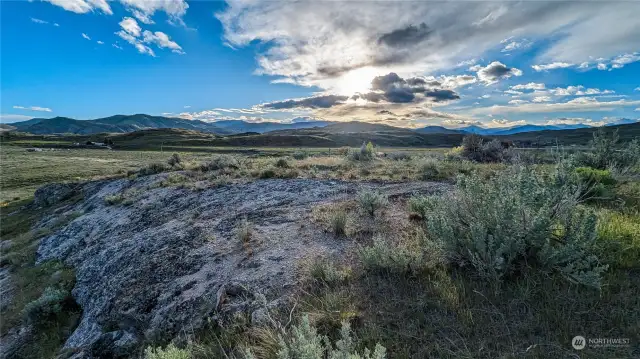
top-left (1, 133), bottom-right (639, 358)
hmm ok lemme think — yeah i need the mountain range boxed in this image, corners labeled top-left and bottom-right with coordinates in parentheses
top-left (5, 114), bottom-right (638, 136)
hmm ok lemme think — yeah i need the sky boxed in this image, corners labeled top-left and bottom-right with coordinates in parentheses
top-left (1, 0), bottom-right (639, 129)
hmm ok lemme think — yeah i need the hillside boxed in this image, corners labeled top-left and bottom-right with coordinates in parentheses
top-left (8, 114), bottom-right (331, 135)
top-left (497, 121), bottom-right (640, 146)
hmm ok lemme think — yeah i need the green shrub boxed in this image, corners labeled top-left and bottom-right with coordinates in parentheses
top-left (574, 167), bottom-right (616, 200)
top-left (167, 153), bottom-right (182, 167)
top-left (199, 155), bottom-right (240, 172)
top-left (292, 151), bottom-right (309, 160)
top-left (388, 152), bottom-right (412, 161)
top-left (347, 142), bottom-right (375, 161)
top-left (259, 168), bottom-right (277, 179)
top-left (444, 146), bottom-right (464, 161)
top-left (276, 158), bottom-right (290, 168)
top-left (408, 195), bottom-right (435, 219)
top-left (461, 136), bottom-right (511, 163)
top-left (596, 210), bottom-right (640, 269)
top-left (420, 159), bottom-right (441, 180)
top-left (236, 218), bottom-right (253, 243)
top-left (423, 164), bottom-right (607, 289)
top-left (244, 315), bottom-right (385, 359)
top-left (357, 189), bottom-right (388, 217)
top-left (145, 344), bottom-right (191, 359)
top-left (104, 193), bottom-right (125, 205)
top-left (574, 129), bottom-right (640, 170)
top-left (140, 162), bottom-right (170, 176)
top-left (22, 286), bottom-right (69, 325)
top-left (309, 259), bottom-right (351, 285)
top-left (359, 236), bottom-right (421, 275)
top-left (329, 209), bottom-right (348, 236)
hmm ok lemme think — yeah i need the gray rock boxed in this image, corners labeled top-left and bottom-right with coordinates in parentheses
top-left (34, 183), bottom-right (77, 207)
top-left (34, 174), bottom-right (448, 356)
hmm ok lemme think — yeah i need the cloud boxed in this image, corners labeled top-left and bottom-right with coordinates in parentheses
top-left (217, 1), bottom-right (639, 91)
top-left (475, 61), bottom-right (522, 85)
top-left (184, 105), bottom-right (191, 109)
top-left (260, 95), bottom-right (349, 110)
top-left (0, 114), bottom-right (34, 123)
top-left (142, 30), bottom-right (184, 54)
top-left (531, 62), bottom-right (574, 71)
top-left (610, 52), bottom-right (640, 69)
top-left (471, 98), bottom-right (640, 115)
top-left (501, 39), bottom-right (532, 52)
top-left (511, 82), bottom-right (545, 91)
top-left (119, 17), bottom-right (141, 37)
top-left (635, 87), bottom-right (640, 92)
top-left (54, 23), bottom-right (60, 27)
top-left (597, 63), bottom-right (607, 70)
top-left (97, 40), bottom-right (104, 45)
top-left (377, 23), bottom-right (432, 47)
top-left (112, 43), bottom-right (123, 50)
top-left (120, 0), bottom-right (189, 25)
top-left (115, 17), bottom-right (184, 56)
top-left (532, 96), bottom-right (552, 103)
top-left (508, 99), bottom-right (529, 105)
top-left (13, 105), bottom-right (53, 112)
top-left (82, 33), bottom-right (91, 40)
top-left (549, 85), bottom-right (615, 96)
top-left (31, 18), bottom-right (48, 24)
top-left (43, 0), bottom-right (112, 15)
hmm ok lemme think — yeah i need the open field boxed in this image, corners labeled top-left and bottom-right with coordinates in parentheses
top-left (1, 132), bottom-right (639, 358)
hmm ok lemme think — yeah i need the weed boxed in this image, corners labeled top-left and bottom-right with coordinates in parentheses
top-left (145, 344), bottom-right (191, 359)
top-left (329, 209), bottom-right (348, 236)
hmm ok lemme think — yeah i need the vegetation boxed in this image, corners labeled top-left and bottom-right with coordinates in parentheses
top-left (3, 128), bottom-right (640, 358)
top-left (357, 190), bottom-right (388, 217)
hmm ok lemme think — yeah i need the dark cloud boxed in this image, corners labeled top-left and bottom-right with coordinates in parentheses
top-left (476, 61), bottom-right (523, 84)
top-left (377, 110), bottom-right (397, 116)
top-left (425, 89), bottom-right (460, 102)
top-left (367, 72), bottom-right (460, 104)
top-left (377, 23), bottom-right (432, 47)
top-left (371, 72), bottom-right (405, 91)
top-left (261, 95), bottom-right (349, 109)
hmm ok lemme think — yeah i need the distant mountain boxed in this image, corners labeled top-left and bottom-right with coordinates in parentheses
top-left (454, 119), bottom-right (638, 135)
top-left (10, 114), bottom-right (333, 135)
top-left (414, 126), bottom-right (461, 134)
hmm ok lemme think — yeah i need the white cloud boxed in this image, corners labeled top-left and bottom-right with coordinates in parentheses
top-left (184, 105), bottom-right (191, 109)
top-left (0, 114), bottom-right (34, 123)
top-left (43, 0), bottom-right (112, 15)
top-left (112, 43), bottom-right (123, 50)
top-left (120, 0), bottom-right (189, 25)
top-left (501, 39), bottom-right (532, 52)
top-left (96, 40), bottom-right (104, 45)
top-left (508, 99), bottom-right (529, 105)
top-left (635, 108), bottom-right (640, 111)
top-left (635, 87), bottom-right (640, 92)
top-left (142, 30), bottom-right (184, 54)
top-left (470, 98), bottom-right (640, 115)
top-left (532, 96), bottom-right (552, 103)
top-left (531, 62), bottom-right (574, 71)
top-left (511, 82), bottom-right (545, 91)
top-left (549, 85), bottom-right (615, 97)
top-left (31, 18), bottom-right (48, 24)
top-left (119, 17), bottom-right (141, 37)
top-left (115, 17), bottom-right (183, 56)
top-left (82, 33), bottom-right (91, 40)
top-left (54, 23), bottom-right (60, 27)
top-left (610, 52), bottom-right (640, 69)
top-left (479, 94), bottom-right (491, 99)
top-left (13, 105), bottom-right (53, 112)
top-left (217, 1), bottom-right (640, 91)
top-left (578, 62), bottom-right (589, 69)
top-left (597, 63), bottom-right (607, 70)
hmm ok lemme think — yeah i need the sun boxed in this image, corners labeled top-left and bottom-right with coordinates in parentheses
top-left (334, 67), bottom-right (381, 95)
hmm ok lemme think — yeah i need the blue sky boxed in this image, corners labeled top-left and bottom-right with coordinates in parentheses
top-left (1, 0), bottom-right (639, 128)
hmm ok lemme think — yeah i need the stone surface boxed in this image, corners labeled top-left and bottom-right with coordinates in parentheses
top-left (33, 183), bottom-right (77, 207)
top-left (35, 174), bottom-right (448, 357)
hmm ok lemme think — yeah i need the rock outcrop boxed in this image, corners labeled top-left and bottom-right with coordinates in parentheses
top-left (35, 174), bottom-right (447, 357)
